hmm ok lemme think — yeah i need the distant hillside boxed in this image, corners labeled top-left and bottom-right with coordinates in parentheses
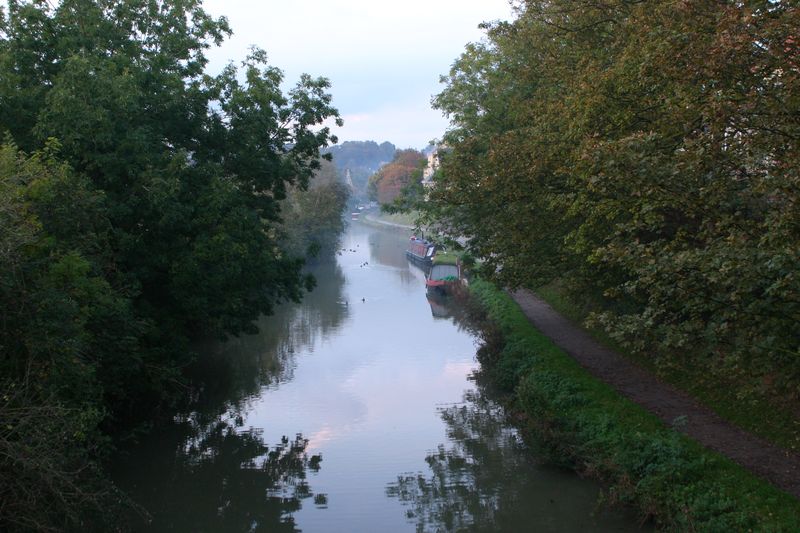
top-left (324, 141), bottom-right (396, 196)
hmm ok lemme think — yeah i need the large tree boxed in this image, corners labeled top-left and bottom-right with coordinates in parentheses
top-left (0, 2), bottom-right (342, 528)
top-left (425, 0), bottom-right (800, 403)
top-left (0, 0), bottom-right (342, 411)
top-left (368, 149), bottom-right (425, 204)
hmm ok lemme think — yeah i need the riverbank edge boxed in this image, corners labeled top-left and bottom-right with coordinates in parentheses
top-left (468, 279), bottom-right (800, 531)
top-left (359, 211), bottom-right (415, 230)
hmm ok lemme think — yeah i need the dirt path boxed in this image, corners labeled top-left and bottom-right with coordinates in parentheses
top-left (510, 289), bottom-right (800, 499)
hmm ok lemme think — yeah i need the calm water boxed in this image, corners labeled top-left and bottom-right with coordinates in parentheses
top-left (113, 222), bottom-right (640, 532)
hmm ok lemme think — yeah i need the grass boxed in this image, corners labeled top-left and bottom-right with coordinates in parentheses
top-left (469, 279), bottom-right (800, 531)
top-left (535, 281), bottom-right (800, 453)
top-left (366, 209), bottom-right (419, 227)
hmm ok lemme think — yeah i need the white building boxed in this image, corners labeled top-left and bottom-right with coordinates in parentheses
top-left (421, 146), bottom-right (440, 187)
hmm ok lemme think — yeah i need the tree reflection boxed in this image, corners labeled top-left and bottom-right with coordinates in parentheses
top-left (368, 228), bottom-right (412, 270)
top-left (387, 389), bottom-right (629, 533)
top-left (119, 416), bottom-right (325, 532)
top-left (387, 390), bottom-right (528, 532)
top-left (185, 261), bottom-right (349, 418)
top-left (115, 261), bottom-right (345, 531)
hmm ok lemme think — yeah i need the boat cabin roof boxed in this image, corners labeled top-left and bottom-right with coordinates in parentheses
top-left (409, 236), bottom-right (434, 245)
top-left (432, 252), bottom-right (459, 266)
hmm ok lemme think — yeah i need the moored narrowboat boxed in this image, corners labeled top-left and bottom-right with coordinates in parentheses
top-left (405, 236), bottom-right (436, 266)
top-left (425, 252), bottom-right (462, 294)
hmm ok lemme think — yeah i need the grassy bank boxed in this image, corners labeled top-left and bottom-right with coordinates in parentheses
top-left (359, 210), bottom-right (416, 229)
top-left (469, 279), bottom-right (800, 531)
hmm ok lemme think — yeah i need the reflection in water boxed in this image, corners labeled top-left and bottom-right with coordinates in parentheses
top-left (368, 228), bottom-right (428, 286)
top-left (115, 223), bottom-right (639, 532)
top-left (114, 261), bottom-right (348, 531)
top-left (387, 391), bottom-right (522, 532)
top-left (387, 390), bottom-right (632, 533)
top-left (368, 229), bottom-right (411, 270)
top-left (187, 261), bottom-right (349, 415)
top-left (426, 290), bottom-right (452, 319)
top-left (119, 415), bottom-right (323, 532)
top-left (386, 291), bottom-right (633, 532)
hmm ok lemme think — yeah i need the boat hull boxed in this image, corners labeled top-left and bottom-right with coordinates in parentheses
top-left (406, 250), bottom-right (432, 266)
top-left (406, 237), bottom-right (436, 266)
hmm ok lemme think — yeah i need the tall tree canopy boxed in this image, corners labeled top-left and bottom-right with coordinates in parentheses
top-left (0, 0), bottom-right (341, 406)
top-left (423, 0), bottom-right (799, 403)
top-left (0, 1), bottom-right (342, 529)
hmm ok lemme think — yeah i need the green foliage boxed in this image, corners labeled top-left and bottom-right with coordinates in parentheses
top-left (422, 1), bottom-right (800, 413)
top-left (280, 158), bottom-right (350, 261)
top-left (1, 0), bottom-right (341, 337)
top-left (0, 0), bottom-right (341, 406)
top-left (0, 1), bottom-right (343, 528)
top-left (469, 280), bottom-right (800, 531)
top-left (0, 143), bottom-right (134, 530)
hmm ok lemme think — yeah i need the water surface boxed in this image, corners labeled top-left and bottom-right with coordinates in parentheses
top-left (114, 222), bottom-right (639, 532)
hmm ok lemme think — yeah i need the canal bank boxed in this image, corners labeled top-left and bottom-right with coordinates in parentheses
top-left (468, 280), bottom-right (800, 531)
top-left (360, 210), bottom-right (415, 230)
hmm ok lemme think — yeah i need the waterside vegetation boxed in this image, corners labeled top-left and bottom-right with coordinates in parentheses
top-left (0, 1), bottom-right (345, 529)
top-left (406, 0), bottom-right (800, 453)
top-left (468, 280), bottom-right (800, 531)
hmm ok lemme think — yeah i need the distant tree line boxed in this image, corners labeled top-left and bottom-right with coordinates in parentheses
top-left (281, 158), bottom-right (350, 261)
top-left (0, 0), bottom-right (344, 529)
top-left (416, 1), bottom-right (799, 409)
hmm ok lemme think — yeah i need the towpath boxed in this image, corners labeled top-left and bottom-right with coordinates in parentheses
top-left (510, 289), bottom-right (800, 499)
top-left (361, 212), bottom-right (414, 230)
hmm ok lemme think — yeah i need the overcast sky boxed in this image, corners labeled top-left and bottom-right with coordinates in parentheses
top-left (201, 0), bottom-right (515, 149)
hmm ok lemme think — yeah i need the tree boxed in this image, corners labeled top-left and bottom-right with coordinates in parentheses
top-left (367, 149), bottom-right (425, 204)
top-left (280, 158), bottom-right (350, 260)
top-left (324, 140), bottom-right (396, 195)
top-left (0, 0), bottom-right (342, 422)
top-left (0, 1), bottom-right (343, 528)
top-left (0, 142), bottom-right (131, 531)
top-left (423, 0), bottom-right (800, 404)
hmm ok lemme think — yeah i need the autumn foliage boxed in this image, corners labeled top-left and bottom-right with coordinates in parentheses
top-left (368, 149), bottom-right (425, 204)
top-left (421, 1), bottom-right (800, 410)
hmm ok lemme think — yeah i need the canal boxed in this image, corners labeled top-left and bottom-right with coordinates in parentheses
top-left (113, 221), bottom-right (639, 532)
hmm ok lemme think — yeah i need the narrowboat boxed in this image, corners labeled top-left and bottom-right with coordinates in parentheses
top-left (405, 236), bottom-right (436, 266)
top-left (425, 252), bottom-right (461, 294)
